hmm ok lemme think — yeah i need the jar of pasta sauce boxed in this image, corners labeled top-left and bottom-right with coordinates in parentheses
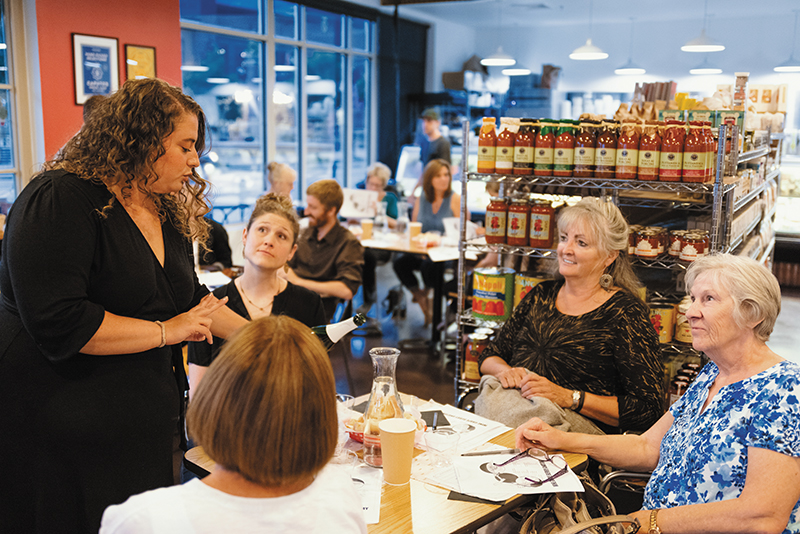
top-left (679, 231), bottom-right (709, 262)
top-left (659, 120), bottom-right (684, 182)
top-left (635, 229), bottom-right (661, 258)
top-left (485, 198), bottom-right (507, 244)
top-left (529, 201), bottom-right (554, 249)
top-left (645, 226), bottom-right (668, 254)
top-left (464, 334), bottom-right (488, 382)
top-left (668, 230), bottom-right (688, 257)
top-left (506, 198), bottom-right (530, 246)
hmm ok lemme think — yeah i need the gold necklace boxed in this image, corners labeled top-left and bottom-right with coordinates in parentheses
top-left (237, 280), bottom-right (274, 313)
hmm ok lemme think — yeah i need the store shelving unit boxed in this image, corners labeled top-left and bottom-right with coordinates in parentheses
top-left (454, 122), bottom-right (777, 398)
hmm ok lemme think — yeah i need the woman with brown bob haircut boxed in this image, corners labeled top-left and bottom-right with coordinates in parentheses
top-left (101, 315), bottom-right (367, 533)
top-left (0, 78), bottom-right (247, 532)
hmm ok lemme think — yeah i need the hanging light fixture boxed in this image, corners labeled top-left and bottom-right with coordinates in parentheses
top-left (615, 18), bottom-right (646, 75)
top-left (570, 0), bottom-right (607, 60)
top-left (502, 65), bottom-right (532, 76)
top-left (682, 0), bottom-right (725, 52)
top-left (774, 10), bottom-right (800, 72)
top-left (481, 47), bottom-right (516, 67)
top-left (481, 1), bottom-right (516, 67)
top-left (689, 56), bottom-right (723, 75)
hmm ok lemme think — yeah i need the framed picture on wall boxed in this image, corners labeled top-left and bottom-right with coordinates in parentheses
top-left (72, 33), bottom-right (119, 105)
top-left (125, 44), bottom-right (156, 80)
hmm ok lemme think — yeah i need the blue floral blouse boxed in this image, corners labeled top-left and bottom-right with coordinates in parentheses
top-left (642, 360), bottom-right (800, 533)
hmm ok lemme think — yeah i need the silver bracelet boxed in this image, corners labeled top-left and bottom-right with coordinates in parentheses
top-left (155, 320), bottom-right (166, 348)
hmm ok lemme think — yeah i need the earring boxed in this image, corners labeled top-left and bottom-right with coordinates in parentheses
top-left (599, 273), bottom-right (613, 291)
top-left (284, 263), bottom-right (290, 273)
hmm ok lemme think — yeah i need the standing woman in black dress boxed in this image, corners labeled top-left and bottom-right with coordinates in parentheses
top-left (0, 78), bottom-right (247, 532)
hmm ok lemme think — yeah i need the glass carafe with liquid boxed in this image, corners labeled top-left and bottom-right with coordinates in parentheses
top-left (362, 347), bottom-right (404, 467)
top-left (374, 201), bottom-right (388, 235)
top-left (395, 201), bottom-right (409, 235)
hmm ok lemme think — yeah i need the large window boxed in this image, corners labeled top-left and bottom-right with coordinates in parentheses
top-left (181, 0), bottom-right (375, 222)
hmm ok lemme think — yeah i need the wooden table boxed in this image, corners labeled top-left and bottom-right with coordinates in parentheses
top-left (184, 430), bottom-right (587, 534)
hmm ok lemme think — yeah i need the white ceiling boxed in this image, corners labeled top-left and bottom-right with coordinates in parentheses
top-left (393, 0), bottom-right (800, 30)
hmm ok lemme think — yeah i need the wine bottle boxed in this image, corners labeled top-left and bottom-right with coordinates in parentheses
top-left (311, 313), bottom-right (367, 350)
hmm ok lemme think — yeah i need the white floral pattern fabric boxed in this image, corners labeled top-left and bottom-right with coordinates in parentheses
top-left (643, 360), bottom-right (800, 534)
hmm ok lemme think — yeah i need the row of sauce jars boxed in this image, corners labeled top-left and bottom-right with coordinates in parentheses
top-left (485, 197), bottom-right (555, 248)
top-left (477, 117), bottom-right (718, 183)
top-left (630, 225), bottom-right (710, 261)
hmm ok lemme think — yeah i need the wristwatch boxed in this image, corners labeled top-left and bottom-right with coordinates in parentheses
top-left (648, 509), bottom-right (661, 534)
top-left (570, 390), bottom-right (581, 410)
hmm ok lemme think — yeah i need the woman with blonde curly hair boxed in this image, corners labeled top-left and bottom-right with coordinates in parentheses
top-left (187, 192), bottom-right (326, 392)
top-left (0, 78), bottom-right (247, 533)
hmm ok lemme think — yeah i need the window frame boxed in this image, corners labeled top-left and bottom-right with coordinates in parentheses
top-left (180, 0), bottom-right (377, 210)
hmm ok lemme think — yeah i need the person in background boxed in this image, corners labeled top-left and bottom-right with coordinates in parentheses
top-left (283, 179), bottom-right (363, 322)
top-left (420, 108), bottom-right (451, 165)
top-left (0, 78), bottom-right (248, 533)
top-left (188, 192), bottom-right (325, 394)
top-left (266, 161), bottom-right (297, 197)
top-left (100, 315), bottom-right (367, 534)
top-left (358, 162), bottom-right (399, 323)
top-left (410, 108), bottom-right (451, 200)
top-left (516, 254), bottom-right (800, 534)
top-left (199, 216), bottom-right (233, 271)
top-left (392, 159), bottom-right (461, 326)
top-left (476, 197), bottom-right (663, 434)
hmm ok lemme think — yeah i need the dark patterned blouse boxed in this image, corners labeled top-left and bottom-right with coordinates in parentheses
top-left (478, 280), bottom-right (664, 432)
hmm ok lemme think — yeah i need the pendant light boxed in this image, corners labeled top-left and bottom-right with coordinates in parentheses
top-left (570, 0), bottom-right (607, 60)
top-left (689, 56), bottom-right (722, 75)
top-left (481, 47), bottom-right (516, 67)
top-left (481, 0), bottom-right (516, 67)
top-left (502, 66), bottom-right (532, 76)
top-left (774, 10), bottom-right (800, 73)
top-left (682, 0), bottom-right (725, 52)
top-left (615, 18), bottom-right (646, 75)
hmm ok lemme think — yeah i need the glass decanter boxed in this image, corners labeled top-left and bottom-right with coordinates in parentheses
top-left (374, 201), bottom-right (388, 234)
top-left (395, 201), bottom-right (409, 235)
top-left (362, 347), bottom-right (404, 467)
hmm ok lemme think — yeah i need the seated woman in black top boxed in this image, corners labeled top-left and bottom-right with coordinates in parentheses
top-left (188, 193), bottom-right (326, 394)
top-left (476, 198), bottom-right (664, 434)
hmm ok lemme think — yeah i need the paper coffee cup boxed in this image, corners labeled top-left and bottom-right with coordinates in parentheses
top-left (409, 221), bottom-right (422, 239)
top-left (361, 219), bottom-right (374, 240)
top-left (379, 418), bottom-right (417, 485)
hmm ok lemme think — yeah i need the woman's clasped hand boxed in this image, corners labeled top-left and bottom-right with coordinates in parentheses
top-left (166, 293), bottom-right (229, 344)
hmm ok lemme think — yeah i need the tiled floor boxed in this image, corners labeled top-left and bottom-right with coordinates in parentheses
top-left (330, 261), bottom-right (800, 406)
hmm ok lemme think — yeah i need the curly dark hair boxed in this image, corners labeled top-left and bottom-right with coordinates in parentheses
top-left (45, 78), bottom-right (211, 244)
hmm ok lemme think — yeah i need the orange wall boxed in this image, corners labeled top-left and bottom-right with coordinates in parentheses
top-left (36, 0), bottom-right (182, 159)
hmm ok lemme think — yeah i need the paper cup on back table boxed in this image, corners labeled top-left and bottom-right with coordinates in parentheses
top-left (379, 418), bottom-right (417, 485)
top-left (409, 221), bottom-right (422, 239)
top-left (361, 219), bottom-right (373, 240)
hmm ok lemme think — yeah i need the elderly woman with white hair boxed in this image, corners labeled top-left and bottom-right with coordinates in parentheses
top-left (516, 253), bottom-right (800, 534)
top-left (476, 197), bottom-right (664, 434)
